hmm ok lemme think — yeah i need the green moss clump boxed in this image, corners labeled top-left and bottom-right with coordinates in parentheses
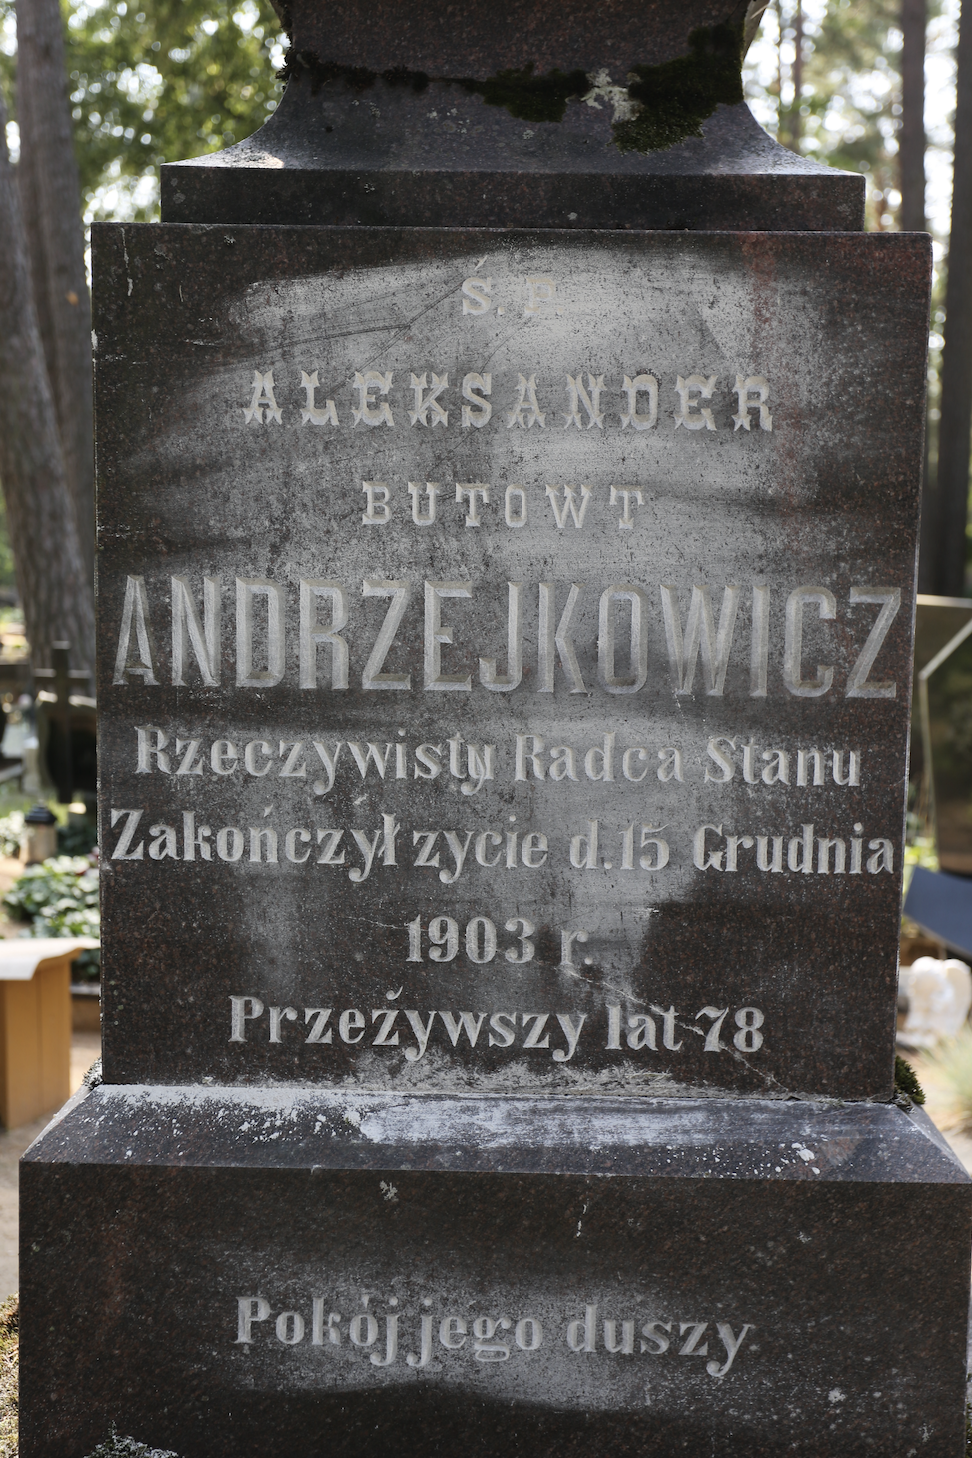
top-left (282, 52), bottom-right (585, 120)
top-left (613, 21), bottom-right (744, 154)
top-left (458, 65), bottom-right (590, 125)
top-left (894, 1053), bottom-right (926, 1106)
top-left (280, 24), bottom-right (744, 143)
top-left (280, 51), bottom-right (433, 94)
top-left (382, 66), bottom-right (431, 93)
top-left (279, 51), bottom-right (380, 93)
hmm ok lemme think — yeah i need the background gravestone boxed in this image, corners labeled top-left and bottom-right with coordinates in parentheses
top-left (920, 619), bottom-right (972, 873)
top-left (909, 594), bottom-right (972, 831)
top-left (18, 4), bottom-right (972, 1456)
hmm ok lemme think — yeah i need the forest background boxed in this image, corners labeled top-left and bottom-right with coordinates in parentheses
top-left (0, 0), bottom-right (967, 667)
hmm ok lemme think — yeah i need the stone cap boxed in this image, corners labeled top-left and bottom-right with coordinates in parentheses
top-left (162, 0), bottom-right (861, 229)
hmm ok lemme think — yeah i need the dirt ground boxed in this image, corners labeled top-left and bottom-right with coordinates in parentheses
top-left (0, 1028), bottom-right (100, 1300)
top-left (0, 849), bottom-right (103, 1298)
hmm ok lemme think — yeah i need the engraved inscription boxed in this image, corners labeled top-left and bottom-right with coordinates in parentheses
top-left (112, 573), bottom-right (901, 701)
top-left (96, 232), bottom-right (924, 1094)
top-left (242, 364), bottom-right (774, 435)
top-left (234, 1288), bottom-right (754, 1381)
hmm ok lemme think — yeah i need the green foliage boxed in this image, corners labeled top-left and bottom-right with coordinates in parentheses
top-left (0, 812), bottom-right (24, 859)
top-left (58, 815), bottom-right (98, 855)
top-left (84, 1427), bottom-right (178, 1458)
top-left (744, 0), bottom-right (945, 231)
top-left (894, 1053), bottom-right (926, 1106)
top-left (3, 854), bottom-right (99, 938)
top-left (2, 852), bottom-right (100, 979)
top-left (0, 0), bottom-right (287, 221)
top-left (0, 496), bottom-right (17, 596)
top-left (786, 0), bottom-right (901, 185)
top-left (615, 22), bottom-right (744, 154)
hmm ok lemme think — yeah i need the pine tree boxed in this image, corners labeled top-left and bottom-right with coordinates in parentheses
top-left (0, 87), bottom-right (95, 673)
top-left (17, 0), bottom-right (95, 582)
top-left (930, 0), bottom-right (972, 595)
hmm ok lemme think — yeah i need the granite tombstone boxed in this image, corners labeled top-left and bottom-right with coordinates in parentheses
top-left (19, 3), bottom-right (972, 1456)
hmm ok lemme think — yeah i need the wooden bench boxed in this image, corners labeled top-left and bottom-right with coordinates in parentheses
top-left (0, 939), bottom-right (98, 1127)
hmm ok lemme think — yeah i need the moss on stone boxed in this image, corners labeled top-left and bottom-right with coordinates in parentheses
top-left (382, 65), bottom-right (432, 93)
top-left (280, 51), bottom-right (586, 122)
top-left (894, 1054), bottom-right (926, 1107)
top-left (278, 51), bottom-right (383, 94)
top-left (280, 22), bottom-right (745, 147)
top-left (613, 21), bottom-right (744, 154)
top-left (279, 22), bottom-right (749, 148)
top-left (457, 65), bottom-right (590, 125)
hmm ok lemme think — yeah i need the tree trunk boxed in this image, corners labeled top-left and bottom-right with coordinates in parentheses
top-left (775, 0), bottom-right (784, 140)
top-left (900, 0), bottom-right (926, 231)
top-left (931, 0), bottom-right (972, 596)
top-left (790, 0), bottom-right (803, 152)
top-left (0, 91), bottom-right (95, 674)
top-left (902, 0), bottom-right (935, 589)
top-left (15, 0), bottom-right (95, 585)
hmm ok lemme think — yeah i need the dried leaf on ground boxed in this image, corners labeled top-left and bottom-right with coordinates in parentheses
top-left (0, 1294), bottom-right (19, 1458)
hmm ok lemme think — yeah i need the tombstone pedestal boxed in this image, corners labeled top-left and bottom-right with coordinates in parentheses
top-left (21, 1086), bottom-right (971, 1457)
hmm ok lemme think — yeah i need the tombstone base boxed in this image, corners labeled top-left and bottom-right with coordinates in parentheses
top-left (20, 1086), bottom-right (972, 1458)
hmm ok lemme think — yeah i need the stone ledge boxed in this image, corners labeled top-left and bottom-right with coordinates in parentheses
top-left (24, 1084), bottom-right (970, 1184)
